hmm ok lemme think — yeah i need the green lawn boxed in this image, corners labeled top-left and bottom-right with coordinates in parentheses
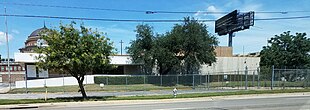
top-left (10, 80), bottom-right (309, 93)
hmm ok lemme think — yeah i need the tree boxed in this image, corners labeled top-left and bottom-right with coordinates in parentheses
top-left (152, 34), bottom-right (181, 75)
top-left (127, 24), bottom-right (155, 74)
top-left (260, 31), bottom-right (310, 68)
top-left (166, 17), bottom-right (218, 74)
top-left (260, 31), bottom-right (310, 81)
top-left (127, 17), bottom-right (218, 75)
top-left (36, 22), bottom-right (114, 98)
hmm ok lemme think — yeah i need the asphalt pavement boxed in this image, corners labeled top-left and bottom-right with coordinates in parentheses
top-left (4, 93), bottom-right (309, 110)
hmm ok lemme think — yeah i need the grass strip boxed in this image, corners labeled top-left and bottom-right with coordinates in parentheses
top-left (1, 89), bottom-right (309, 105)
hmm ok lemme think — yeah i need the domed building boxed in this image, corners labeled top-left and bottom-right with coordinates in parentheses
top-left (19, 25), bottom-right (47, 53)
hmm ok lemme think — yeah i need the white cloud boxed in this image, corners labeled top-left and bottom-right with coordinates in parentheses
top-left (0, 31), bottom-right (13, 45)
top-left (12, 29), bottom-right (20, 34)
top-left (194, 5), bottom-right (222, 19)
top-left (207, 5), bottom-right (223, 19)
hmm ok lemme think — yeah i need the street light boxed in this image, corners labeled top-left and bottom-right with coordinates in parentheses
top-left (4, 4), bottom-right (11, 91)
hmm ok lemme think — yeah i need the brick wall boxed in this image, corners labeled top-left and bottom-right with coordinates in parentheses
top-left (1, 74), bottom-right (25, 83)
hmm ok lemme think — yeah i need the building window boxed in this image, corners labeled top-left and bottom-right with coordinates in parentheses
top-left (9, 66), bottom-right (13, 71)
top-left (18, 66), bottom-right (22, 71)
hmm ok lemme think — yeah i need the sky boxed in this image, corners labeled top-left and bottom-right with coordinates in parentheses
top-left (0, 0), bottom-right (310, 58)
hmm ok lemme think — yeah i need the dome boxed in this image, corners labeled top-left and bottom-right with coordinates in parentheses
top-left (29, 27), bottom-right (47, 37)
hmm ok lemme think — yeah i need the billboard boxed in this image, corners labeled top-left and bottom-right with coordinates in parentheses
top-left (215, 10), bottom-right (254, 36)
top-left (215, 10), bottom-right (238, 36)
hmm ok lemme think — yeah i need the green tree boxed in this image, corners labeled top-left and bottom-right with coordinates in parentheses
top-left (167, 17), bottom-right (218, 74)
top-left (127, 24), bottom-right (155, 74)
top-left (152, 34), bottom-right (181, 75)
top-left (260, 31), bottom-right (310, 68)
top-left (36, 22), bottom-right (114, 98)
top-left (127, 17), bottom-right (218, 75)
top-left (260, 31), bottom-right (310, 81)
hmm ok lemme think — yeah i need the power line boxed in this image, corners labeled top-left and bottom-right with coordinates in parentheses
top-left (1, 2), bottom-right (145, 13)
top-left (0, 14), bottom-right (214, 22)
top-left (256, 16), bottom-right (310, 20)
top-left (1, 14), bottom-right (310, 22)
top-left (2, 2), bottom-right (310, 14)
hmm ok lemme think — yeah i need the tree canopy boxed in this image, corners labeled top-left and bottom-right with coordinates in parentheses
top-left (127, 24), bottom-right (155, 74)
top-left (36, 22), bottom-right (114, 98)
top-left (260, 31), bottom-right (310, 69)
top-left (127, 17), bottom-right (218, 75)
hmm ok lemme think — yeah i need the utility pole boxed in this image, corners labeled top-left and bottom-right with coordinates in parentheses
top-left (120, 40), bottom-right (124, 55)
top-left (4, 2), bottom-right (11, 90)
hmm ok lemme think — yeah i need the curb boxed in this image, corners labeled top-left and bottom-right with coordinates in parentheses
top-left (8, 105), bottom-right (39, 109)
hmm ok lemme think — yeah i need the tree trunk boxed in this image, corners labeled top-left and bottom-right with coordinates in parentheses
top-left (77, 77), bottom-right (87, 99)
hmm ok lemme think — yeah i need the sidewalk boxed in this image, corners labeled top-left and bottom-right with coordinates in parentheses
top-left (0, 83), bottom-right (10, 94)
top-left (0, 87), bottom-right (10, 94)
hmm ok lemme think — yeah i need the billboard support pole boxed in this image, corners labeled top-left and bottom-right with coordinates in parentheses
top-left (228, 32), bottom-right (233, 47)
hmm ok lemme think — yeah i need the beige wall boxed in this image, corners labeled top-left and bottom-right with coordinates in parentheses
top-left (200, 57), bottom-right (260, 75)
top-left (214, 46), bottom-right (233, 57)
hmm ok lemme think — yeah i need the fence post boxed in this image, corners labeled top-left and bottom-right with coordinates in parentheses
top-left (143, 75), bottom-right (146, 84)
top-left (252, 71), bottom-right (255, 87)
top-left (237, 70), bottom-right (240, 90)
top-left (229, 74), bottom-right (232, 88)
top-left (307, 71), bottom-right (310, 88)
top-left (192, 74), bottom-right (195, 89)
top-left (217, 74), bottom-right (220, 90)
top-left (126, 76), bottom-right (128, 85)
top-left (62, 72), bottom-right (65, 93)
top-left (143, 75), bottom-right (146, 94)
top-left (160, 75), bottom-right (163, 86)
top-left (176, 75), bottom-right (179, 86)
top-left (271, 65), bottom-right (275, 90)
top-left (125, 76), bottom-right (128, 91)
top-left (25, 70), bottom-right (28, 93)
top-left (207, 72), bottom-right (210, 90)
top-left (257, 67), bottom-right (260, 89)
top-left (245, 66), bottom-right (248, 90)
top-left (199, 75), bottom-right (202, 87)
top-left (106, 77), bottom-right (109, 85)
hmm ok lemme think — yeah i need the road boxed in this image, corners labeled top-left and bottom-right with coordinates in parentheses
top-left (30, 95), bottom-right (310, 110)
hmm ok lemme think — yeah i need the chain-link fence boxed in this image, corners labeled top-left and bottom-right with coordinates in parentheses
top-left (272, 68), bottom-right (310, 89)
top-left (11, 68), bottom-right (264, 93)
top-left (10, 67), bottom-right (310, 94)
